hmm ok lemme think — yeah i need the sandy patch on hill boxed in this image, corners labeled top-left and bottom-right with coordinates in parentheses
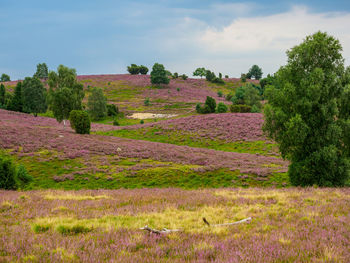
top-left (129, 113), bottom-right (177, 119)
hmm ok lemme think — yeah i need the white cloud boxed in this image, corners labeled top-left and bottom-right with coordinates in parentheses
top-left (199, 6), bottom-right (350, 57)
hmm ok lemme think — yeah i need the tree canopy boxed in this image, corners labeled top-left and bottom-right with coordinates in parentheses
top-left (193, 67), bottom-right (206, 78)
top-left (48, 65), bottom-right (84, 124)
top-left (263, 31), bottom-right (350, 186)
top-left (0, 74), bottom-right (10, 82)
top-left (88, 87), bottom-right (107, 120)
top-left (34, 63), bottom-right (48, 79)
top-left (150, 63), bottom-right (169, 85)
top-left (22, 77), bottom-right (47, 117)
top-left (247, 65), bottom-right (263, 80)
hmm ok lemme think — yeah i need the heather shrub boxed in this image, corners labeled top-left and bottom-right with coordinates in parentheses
top-left (69, 110), bottom-right (91, 134)
top-left (107, 104), bottom-right (119, 116)
top-left (230, 104), bottom-right (252, 113)
top-left (217, 102), bottom-right (228, 113)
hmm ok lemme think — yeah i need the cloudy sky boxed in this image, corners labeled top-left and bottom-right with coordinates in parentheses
top-left (1, 0), bottom-right (350, 80)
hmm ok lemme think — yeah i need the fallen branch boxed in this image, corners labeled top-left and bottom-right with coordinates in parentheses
top-left (140, 225), bottom-right (181, 235)
top-left (202, 217), bottom-right (252, 227)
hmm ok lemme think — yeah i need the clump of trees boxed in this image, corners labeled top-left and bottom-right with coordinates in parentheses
top-left (0, 152), bottom-right (33, 190)
top-left (127, 64), bottom-right (148, 75)
top-left (263, 31), bottom-right (350, 187)
top-left (228, 83), bottom-right (262, 113)
top-left (193, 67), bottom-right (206, 78)
top-left (196, 96), bottom-right (228, 114)
top-left (150, 63), bottom-right (169, 86)
top-left (206, 70), bottom-right (224, 84)
top-left (22, 77), bottom-right (47, 116)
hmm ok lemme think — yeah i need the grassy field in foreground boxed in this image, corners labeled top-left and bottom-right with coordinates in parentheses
top-left (1, 188), bottom-right (349, 262)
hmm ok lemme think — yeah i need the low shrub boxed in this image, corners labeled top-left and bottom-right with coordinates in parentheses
top-left (172, 72), bottom-right (179, 79)
top-left (140, 120), bottom-right (144, 124)
top-left (251, 104), bottom-right (261, 113)
top-left (107, 104), bottom-right (119, 116)
top-left (217, 91), bottom-right (223, 97)
top-left (205, 96), bottom-right (216, 113)
top-left (56, 225), bottom-right (92, 235)
top-left (144, 98), bottom-right (150, 106)
top-left (181, 74), bottom-right (188, 80)
top-left (69, 110), bottom-right (91, 134)
top-left (113, 119), bottom-right (119, 126)
top-left (225, 75), bottom-right (229, 78)
top-left (217, 102), bottom-right (228, 113)
top-left (230, 104), bottom-right (252, 113)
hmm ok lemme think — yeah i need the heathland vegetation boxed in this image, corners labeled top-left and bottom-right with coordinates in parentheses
top-left (0, 31), bottom-right (349, 262)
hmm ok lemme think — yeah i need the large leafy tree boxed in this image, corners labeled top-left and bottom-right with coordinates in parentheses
top-left (22, 77), bottom-right (47, 117)
top-left (150, 63), bottom-right (169, 86)
top-left (87, 87), bottom-right (107, 120)
top-left (0, 74), bottom-right (10, 82)
top-left (34, 63), bottom-right (48, 79)
top-left (193, 67), bottom-right (206, 78)
top-left (7, 82), bottom-right (23, 112)
top-left (247, 65), bottom-right (263, 80)
top-left (263, 31), bottom-right (350, 186)
top-left (48, 65), bottom-right (84, 126)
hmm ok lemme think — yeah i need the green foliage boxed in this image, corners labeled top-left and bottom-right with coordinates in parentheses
top-left (113, 119), bottom-right (120, 126)
top-left (230, 104), bottom-right (252, 113)
top-left (205, 96), bottom-right (216, 113)
top-left (69, 110), bottom-right (91, 134)
top-left (217, 102), bottom-right (228, 113)
top-left (88, 87), bottom-right (107, 120)
top-left (144, 97), bottom-right (150, 106)
top-left (127, 64), bottom-right (140, 75)
top-left (193, 67), bottom-right (206, 78)
top-left (0, 153), bottom-right (32, 190)
top-left (240, 73), bottom-right (247, 82)
top-left (107, 104), bottom-right (118, 116)
top-left (181, 74), bottom-right (188, 80)
top-left (0, 73), bottom-right (10, 82)
top-left (172, 72), bottom-right (179, 79)
top-left (244, 84), bottom-right (262, 109)
top-left (263, 31), bottom-right (350, 186)
top-left (248, 65), bottom-right (263, 80)
top-left (205, 70), bottom-right (216, 82)
top-left (0, 84), bottom-right (5, 106)
top-left (219, 73), bottom-right (222, 79)
top-left (251, 105), bottom-right (261, 113)
top-left (217, 91), bottom-right (223, 97)
top-left (7, 82), bottom-right (23, 112)
top-left (195, 103), bottom-right (202, 113)
top-left (260, 74), bottom-right (276, 90)
top-left (56, 225), bottom-right (92, 235)
top-left (34, 63), bottom-right (48, 79)
top-left (139, 65), bottom-right (148, 75)
top-left (150, 63), bottom-right (169, 85)
top-left (22, 77), bottom-right (47, 117)
top-left (48, 65), bottom-right (84, 123)
top-left (225, 75), bottom-right (229, 78)
top-left (140, 120), bottom-right (144, 124)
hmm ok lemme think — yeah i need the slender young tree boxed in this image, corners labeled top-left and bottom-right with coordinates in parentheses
top-left (87, 87), bottom-right (107, 120)
top-left (34, 63), bottom-right (49, 79)
top-left (7, 82), bottom-right (23, 112)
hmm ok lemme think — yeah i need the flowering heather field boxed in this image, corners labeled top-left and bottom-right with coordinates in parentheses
top-left (77, 74), bottom-right (250, 114)
top-left (0, 188), bottom-right (349, 262)
top-left (0, 110), bottom-right (288, 189)
top-left (97, 113), bottom-right (279, 156)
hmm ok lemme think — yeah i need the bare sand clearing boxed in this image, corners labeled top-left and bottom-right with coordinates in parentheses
top-left (129, 113), bottom-right (177, 119)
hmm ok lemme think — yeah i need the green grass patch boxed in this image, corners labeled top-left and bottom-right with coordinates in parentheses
top-left (95, 128), bottom-right (279, 156)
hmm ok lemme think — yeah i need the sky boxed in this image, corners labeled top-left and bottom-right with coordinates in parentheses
top-left (1, 0), bottom-right (350, 80)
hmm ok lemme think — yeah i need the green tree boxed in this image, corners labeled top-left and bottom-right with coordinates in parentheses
top-left (0, 74), bottom-right (10, 82)
top-left (244, 84), bottom-right (262, 109)
top-left (205, 96), bottom-right (216, 113)
top-left (34, 63), bottom-right (49, 79)
top-left (69, 110), bottom-right (91, 134)
top-left (88, 87), bottom-right (107, 120)
top-left (7, 82), bottom-right (23, 112)
top-left (150, 63), bottom-right (169, 86)
top-left (248, 65), bottom-right (263, 80)
top-left (0, 84), bottom-right (5, 106)
top-left (263, 31), bottom-right (350, 186)
top-left (48, 65), bottom-right (84, 126)
top-left (193, 67), bottom-right (206, 78)
top-left (127, 64), bottom-right (140, 75)
top-left (22, 77), bottom-right (47, 117)
top-left (139, 65), bottom-right (149, 75)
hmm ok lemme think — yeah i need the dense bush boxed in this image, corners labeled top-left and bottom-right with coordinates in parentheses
top-left (139, 65), bottom-right (148, 75)
top-left (127, 64), bottom-right (140, 75)
top-left (181, 74), bottom-right (188, 80)
top-left (0, 73), bottom-right (10, 82)
top-left (230, 104), bottom-right (252, 113)
top-left (107, 104), bottom-right (119, 116)
top-left (217, 102), bottom-right (228, 113)
top-left (0, 153), bottom-right (32, 190)
top-left (113, 119), bottom-right (120, 126)
top-left (240, 73), bottom-right (247, 82)
top-left (217, 91), bottom-right (223, 97)
top-left (69, 110), bottom-right (91, 134)
top-left (172, 72), bottom-right (179, 79)
top-left (150, 63), bottom-right (169, 86)
top-left (144, 98), bottom-right (150, 106)
top-left (205, 96), bottom-right (216, 113)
